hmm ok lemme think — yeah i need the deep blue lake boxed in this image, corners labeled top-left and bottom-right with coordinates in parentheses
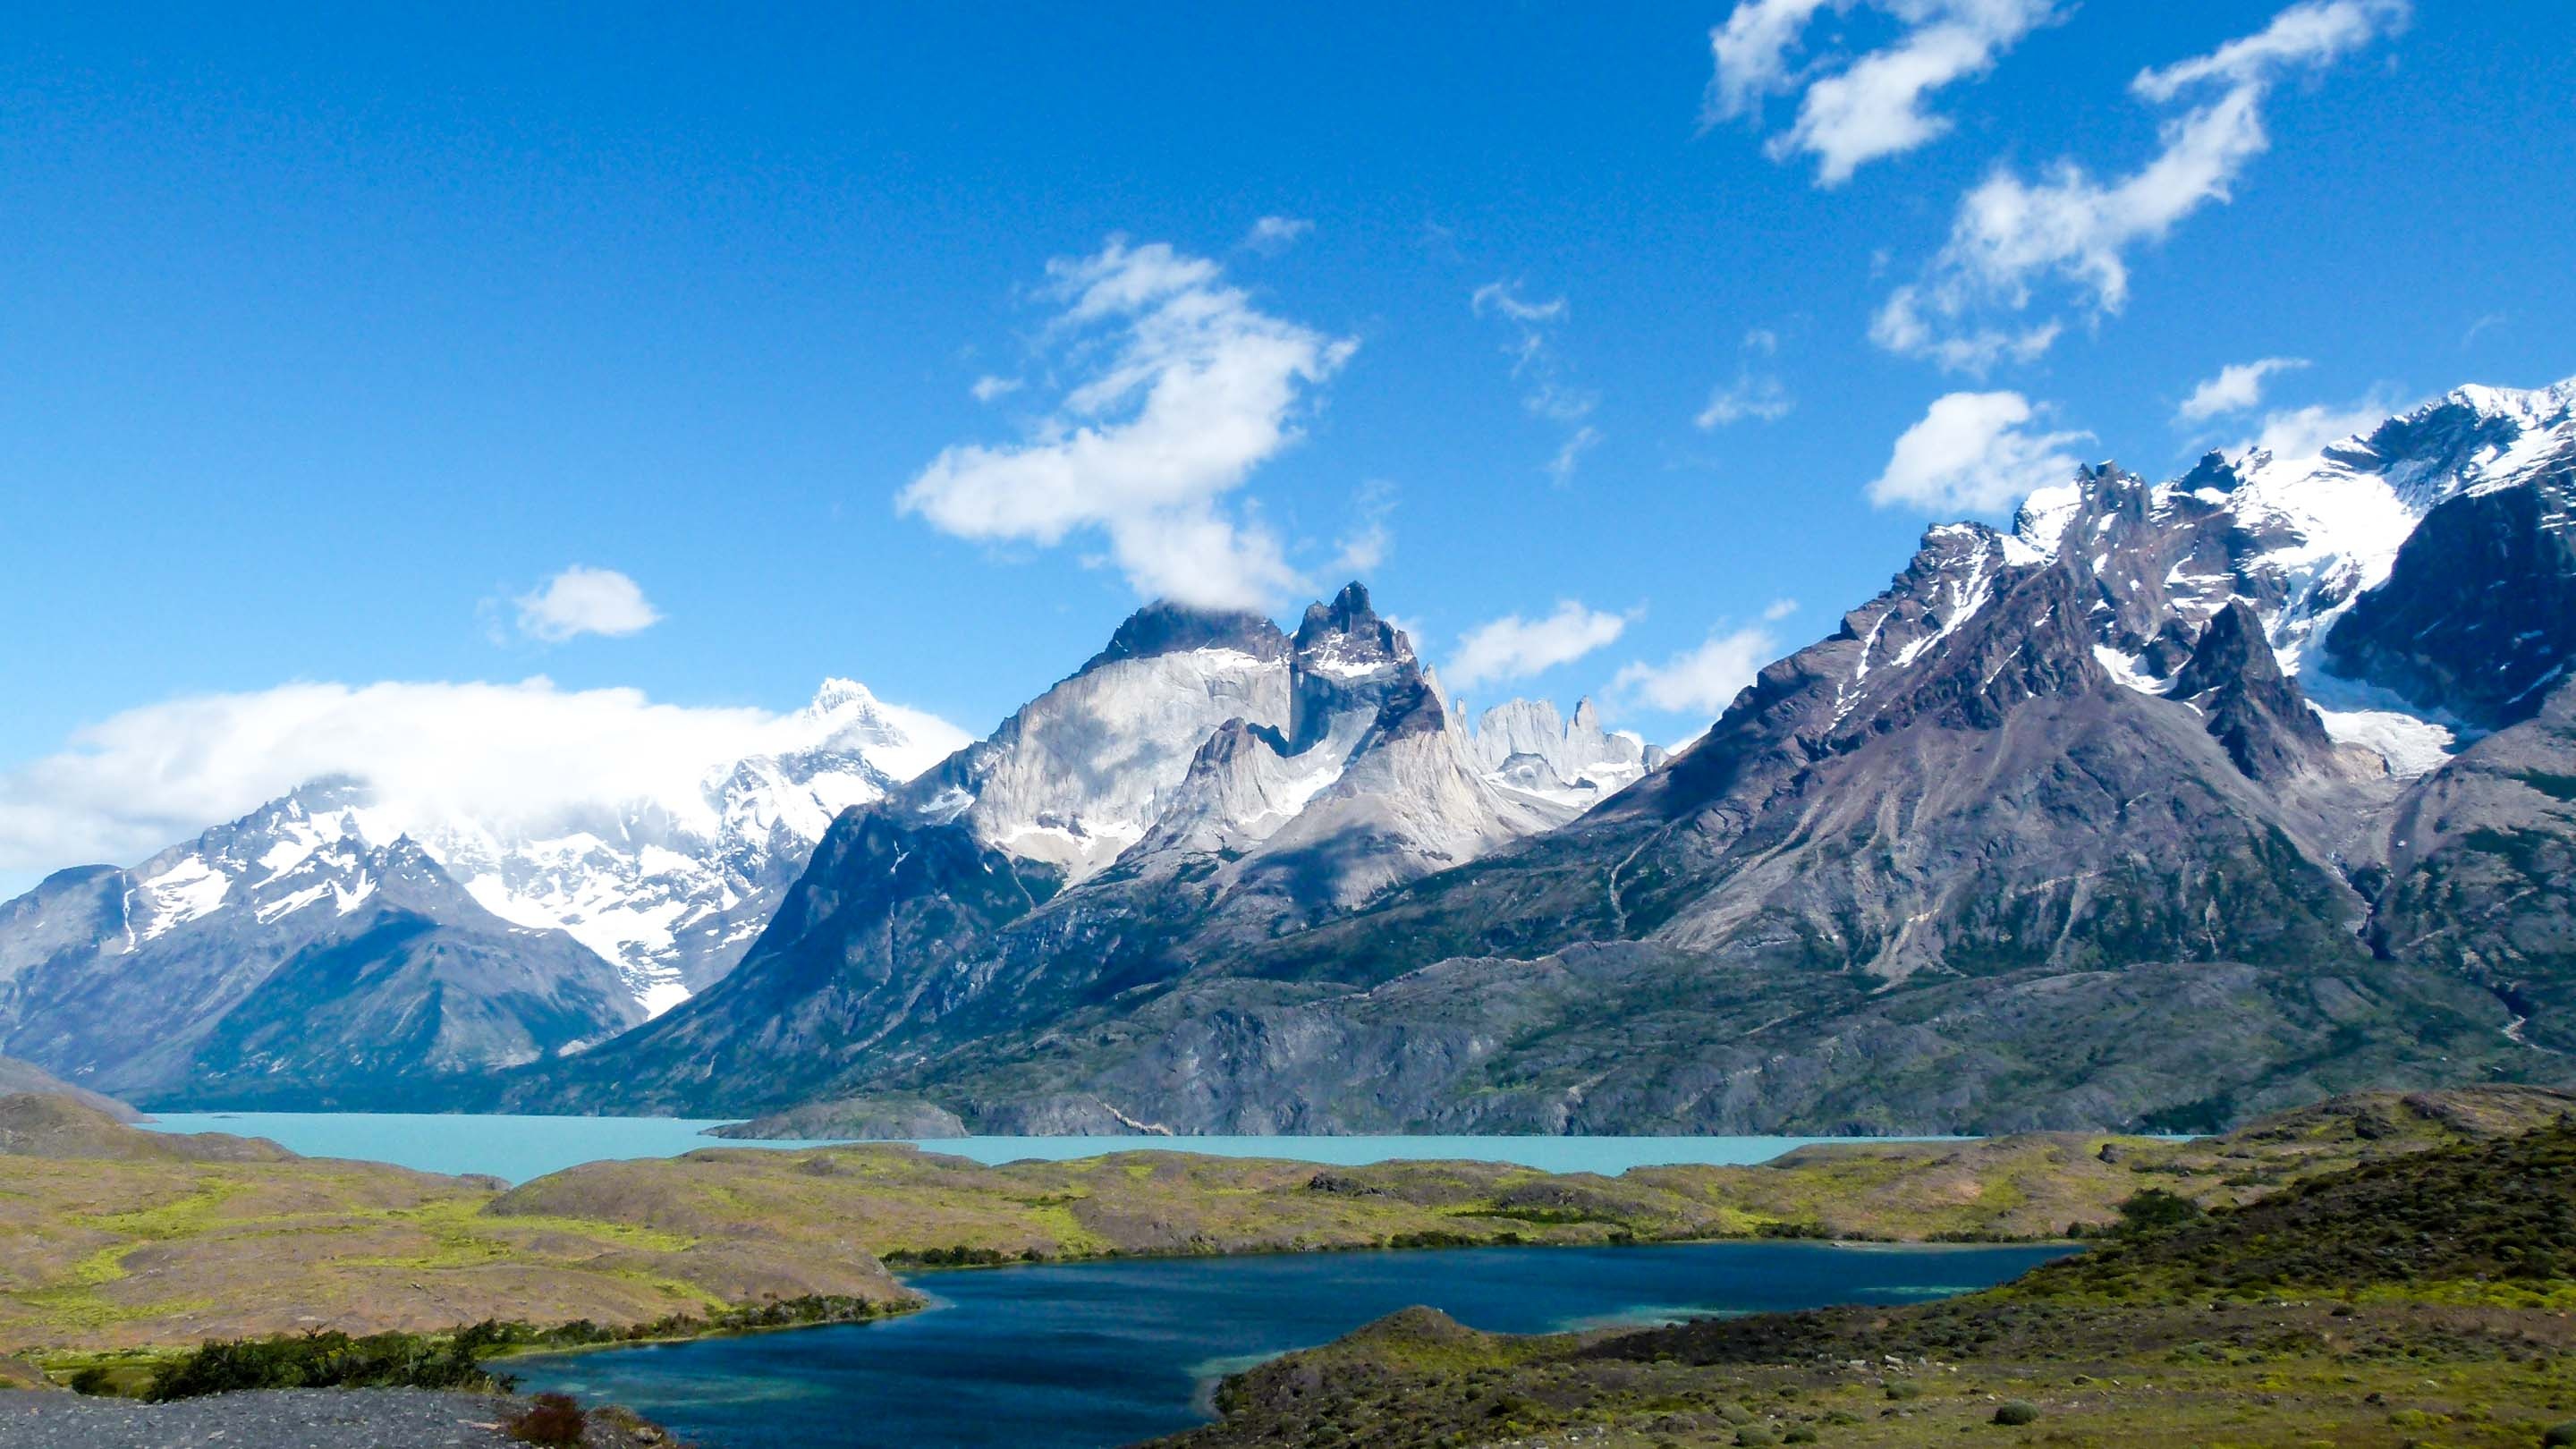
top-left (505, 1241), bottom-right (2071, 1449)
top-left (140, 1112), bottom-right (1940, 1183)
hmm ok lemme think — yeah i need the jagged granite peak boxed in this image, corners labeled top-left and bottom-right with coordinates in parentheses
top-left (1078, 600), bottom-right (1291, 674)
top-left (1463, 698), bottom-right (1663, 805)
top-left (1294, 580), bottom-right (1405, 660)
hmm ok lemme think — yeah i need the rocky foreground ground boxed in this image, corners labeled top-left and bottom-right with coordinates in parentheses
top-left (0, 1387), bottom-right (521, 1449)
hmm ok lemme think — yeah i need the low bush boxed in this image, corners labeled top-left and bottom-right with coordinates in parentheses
top-left (1992, 1401), bottom-right (2041, 1426)
top-left (504, 1393), bottom-right (588, 1447)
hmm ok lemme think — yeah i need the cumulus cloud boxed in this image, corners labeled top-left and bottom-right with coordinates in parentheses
top-left (2233, 391), bottom-right (2407, 465)
top-left (1447, 601), bottom-right (1631, 691)
top-left (0, 679), bottom-right (970, 890)
top-left (1614, 624), bottom-right (1781, 717)
top-left (1706, 0), bottom-right (2058, 185)
top-left (897, 238), bottom-right (1357, 610)
top-left (1473, 280), bottom-right (1601, 481)
top-left (1697, 328), bottom-right (1796, 427)
top-left (513, 566), bottom-right (662, 643)
top-left (1866, 390), bottom-right (2090, 513)
top-left (1872, 0), bottom-right (2408, 371)
top-left (1241, 215), bottom-right (1314, 254)
top-left (2175, 356), bottom-right (2308, 422)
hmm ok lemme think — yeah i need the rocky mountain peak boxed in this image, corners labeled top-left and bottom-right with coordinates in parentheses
top-left (2169, 599), bottom-right (2334, 781)
top-left (1081, 600), bottom-right (1290, 674)
top-left (1293, 581), bottom-right (1409, 662)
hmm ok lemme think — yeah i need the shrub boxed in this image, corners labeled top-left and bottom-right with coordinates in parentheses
top-left (2112, 1189), bottom-right (2207, 1236)
top-left (146, 1330), bottom-right (494, 1402)
top-left (1992, 1402), bottom-right (2041, 1426)
top-left (1885, 1380), bottom-right (1923, 1401)
top-left (66, 1367), bottom-right (115, 1396)
top-left (2542, 1422), bottom-right (2576, 1448)
top-left (504, 1393), bottom-right (588, 1447)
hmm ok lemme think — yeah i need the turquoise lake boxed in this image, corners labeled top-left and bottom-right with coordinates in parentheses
top-left (140, 1111), bottom-right (1936, 1183)
top-left (509, 1241), bottom-right (2072, 1448)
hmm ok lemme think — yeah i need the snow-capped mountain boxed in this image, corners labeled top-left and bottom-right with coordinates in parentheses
top-left (423, 678), bottom-right (961, 1012)
top-left (0, 679), bottom-right (964, 1103)
top-left (518, 583), bottom-right (1661, 1115)
top-left (2014, 377), bottom-right (2575, 775)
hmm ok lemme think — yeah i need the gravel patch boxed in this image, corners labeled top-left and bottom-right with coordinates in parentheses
top-left (0, 1387), bottom-right (518, 1449)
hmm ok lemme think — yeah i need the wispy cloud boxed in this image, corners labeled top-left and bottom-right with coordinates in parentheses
top-left (970, 374), bottom-right (1024, 402)
top-left (897, 237), bottom-right (1357, 610)
top-left (1473, 280), bottom-right (1601, 482)
top-left (1867, 390), bottom-right (2090, 513)
top-left (1872, 0), bottom-right (2410, 372)
top-left (1697, 327), bottom-right (1796, 427)
top-left (2175, 356), bottom-right (2308, 423)
top-left (512, 566), bottom-right (662, 643)
top-left (1706, 0), bottom-right (2060, 186)
top-left (1241, 215), bottom-right (1314, 254)
top-left (1447, 600), bottom-right (1632, 691)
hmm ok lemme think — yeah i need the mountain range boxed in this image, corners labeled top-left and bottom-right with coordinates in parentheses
top-left (4, 376), bottom-right (2570, 1131)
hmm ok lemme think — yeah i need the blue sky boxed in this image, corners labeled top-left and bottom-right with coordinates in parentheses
top-left (3, 1), bottom-right (2572, 885)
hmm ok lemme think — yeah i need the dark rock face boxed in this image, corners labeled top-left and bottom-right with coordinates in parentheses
top-left (2325, 459), bottom-right (2576, 729)
top-left (2169, 600), bottom-right (2334, 781)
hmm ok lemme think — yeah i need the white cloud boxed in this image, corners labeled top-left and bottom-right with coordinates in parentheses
top-left (1697, 329), bottom-right (1796, 427)
top-left (1762, 597), bottom-right (1801, 622)
top-left (513, 566), bottom-right (662, 643)
top-left (0, 679), bottom-right (970, 889)
top-left (1866, 390), bottom-right (2090, 513)
top-left (897, 237), bottom-right (1356, 610)
top-left (1241, 215), bottom-right (1314, 254)
top-left (1873, 0), bottom-right (2408, 371)
top-left (1707, 0), bottom-right (2058, 185)
top-left (970, 374), bottom-right (1024, 402)
top-left (1447, 601), bottom-right (1631, 691)
top-left (1614, 624), bottom-right (1781, 717)
top-left (2175, 356), bottom-right (2308, 422)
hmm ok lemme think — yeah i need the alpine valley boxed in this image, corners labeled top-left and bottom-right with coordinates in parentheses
top-left (7, 378), bottom-right (2573, 1134)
